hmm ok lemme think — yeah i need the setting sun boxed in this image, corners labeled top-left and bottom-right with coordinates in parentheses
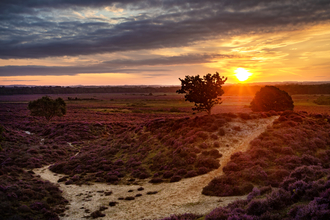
top-left (234, 68), bottom-right (252, 82)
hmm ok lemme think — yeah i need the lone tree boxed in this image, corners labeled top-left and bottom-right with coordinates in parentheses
top-left (250, 86), bottom-right (294, 112)
top-left (28, 96), bottom-right (66, 121)
top-left (177, 72), bottom-right (227, 115)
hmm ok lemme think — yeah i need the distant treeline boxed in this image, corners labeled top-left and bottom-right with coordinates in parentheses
top-left (0, 84), bottom-right (330, 95)
top-left (0, 86), bottom-right (180, 95)
top-left (223, 84), bottom-right (330, 96)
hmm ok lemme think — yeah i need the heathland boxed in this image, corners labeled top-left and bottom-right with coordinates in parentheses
top-left (0, 91), bottom-right (330, 219)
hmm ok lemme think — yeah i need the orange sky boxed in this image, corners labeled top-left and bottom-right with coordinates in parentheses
top-left (1, 1), bottom-right (330, 86)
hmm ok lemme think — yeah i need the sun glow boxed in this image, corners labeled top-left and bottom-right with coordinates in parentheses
top-left (234, 68), bottom-right (252, 82)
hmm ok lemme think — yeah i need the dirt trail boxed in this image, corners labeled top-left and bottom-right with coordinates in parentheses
top-left (34, 116), bottom-right (278, 220)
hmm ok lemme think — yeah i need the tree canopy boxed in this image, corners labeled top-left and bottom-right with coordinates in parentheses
top-left (250, 86), bottom-right (294, 112)
top-left (177, 72), bottom-right (227, 115)
top-left (28, 96), bottom-right (66, 121)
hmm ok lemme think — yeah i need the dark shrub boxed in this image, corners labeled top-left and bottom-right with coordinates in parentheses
top-left (289, 165), bottom-right (327, 183)
top-left (241, 165), bottom-right (268, 184)
top-left (218, 128), bottom-right (225, 136)
top-left (57, 176), bottom-right (68, 183)
top-left (138, 172), bottom-right (150, 179)
top-left (163, 171), bottom-right (174, 179)
top-left (124, 196), bottom-right (135, 200)
top-left (246, 199), bottom-right (268, 216)
top-left (176, 169), bottom-right (187, 176)
top-left (170, 175), bottom-right (182, 182)
top-left (146, 191), bottom-right (158, 195)
top-left (210, 134), bottom-right (218, 140)
top-left (213, 141), bottom-right (220, 148)
top-left (247, 187), bottom-right (260, 201)
top-left (149, 178), bottom-right (163, 183)
top-left (301, 154), bottom-right (321, 166)
top-left (281, 147), bottom-right (294, 155)
top-left (18, 205), bottom-right (31, 213)
top-left (90, 210), bottom-right (105, 218)
top-left (104, 191), bottom-right (112, 196)
top-left (205, 207), bottom-right (229, 220)
top-left (185, 170), bottom-right (198, 178)
top-left (259, 186), bottom-right (272, 195)
top-left (65, 180), bottom-right (73, 185)
top-left (209, 149), bottom-right (222, 159)
top-left (159, 213), bottom-right (202, 220)
top-left (106, 174), bottom-right (119, 182)
top-left (195, 131), bottom-right (209, 140)
top-left (197, 167), bottom-right (209, 175)
top-left (199, 142), bottom-right (209, 149)
top-left (251, 86), bottom-right (294, 112)
top-left (266, 188), bottom-right (292, 210)
top-left (260, 211), bottom-right (282, 220)
top-left (239, 113), bottom-right (252, 120)
top-left (196, 156), bottom-right (220, 169)
top-left (267, 169), bottom-right (290, 187)
top-left (223, 162), bottom-right (239, 174)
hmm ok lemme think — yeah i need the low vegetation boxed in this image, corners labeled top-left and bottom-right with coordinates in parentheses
top-left (49, 113), bottom-right (269, 185)
top-left (0, 166), bottom-right (67, 219)
top-left (159, 111), bottom-right (330, 220)
top-left (1, 93), bottom-right (330, 219)
top-left (251, 86), bottom-right (294, 112)
top-left (203, 111), bottom-right (330, 196)
top-left (314, 95), bottom-right (330, 105)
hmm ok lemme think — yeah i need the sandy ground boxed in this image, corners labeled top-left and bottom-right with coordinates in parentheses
top-left (34, 116), bottom-right (278, 220)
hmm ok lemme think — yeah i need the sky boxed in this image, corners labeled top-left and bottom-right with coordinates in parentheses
top-left (1, 0), bottom-right (330, 86)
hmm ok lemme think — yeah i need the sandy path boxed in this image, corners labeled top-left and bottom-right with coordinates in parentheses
top-left (34, 116), bottom-right (278, 220)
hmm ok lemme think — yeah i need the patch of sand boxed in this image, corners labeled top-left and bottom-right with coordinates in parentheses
top-left (34, 116), bottom-right (278, 220)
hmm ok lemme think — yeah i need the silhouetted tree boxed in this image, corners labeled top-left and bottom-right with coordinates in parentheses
top-left (28, 96), bottom-right (66, 121)
top-left (250, 86), bottom-right (294, 112)
top-left (177, 72), bottom-right (227, 115)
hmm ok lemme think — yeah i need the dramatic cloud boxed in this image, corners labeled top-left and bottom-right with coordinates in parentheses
top-left (1, 0), bottom-right (330, 84)
top-left (1, 0), bottom-right (330, 59)
top-left (0, 53), bottom-right (237, 76)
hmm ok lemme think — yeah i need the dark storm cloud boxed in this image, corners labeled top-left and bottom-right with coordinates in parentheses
top-left (0, 0), bottom-right (330, 59)
top-left (0, 53), bottom-right (234, 76)
top-left (0, 65), bottom-right (170, 76)
top-left (102, 54), bottom-right (239, 66)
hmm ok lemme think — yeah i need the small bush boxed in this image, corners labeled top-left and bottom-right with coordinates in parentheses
top-left (185, 170), bottom-right (198, 178)
top-left (170, 175), bottom-right (182, 182)
top-left (149, 178), bottom-right (163, 183)
top-left (218, 128), bottom-right (225, 136)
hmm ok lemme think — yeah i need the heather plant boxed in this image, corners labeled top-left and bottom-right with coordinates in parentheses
top-left (203, 112), bottom-right (330, 197)
top-left (158, 213), bottom-right (203, 220)
top-left (0, 166), bottom-right (66, 219)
